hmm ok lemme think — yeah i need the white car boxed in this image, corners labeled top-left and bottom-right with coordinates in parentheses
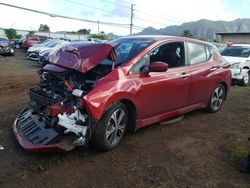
top-left (221, 44), bottom-right (250, 86)
top-left (27, 40), bottom-right (69, 61)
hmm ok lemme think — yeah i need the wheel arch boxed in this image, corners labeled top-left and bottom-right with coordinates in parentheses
top-left (101, 98), bottom-right (137, 132)
top-left (219, 81), bottom-right (228, 100)
top-left (120, 99), bottom-right (137, 132)
top-left (243, 66), bottom-right (250, 70)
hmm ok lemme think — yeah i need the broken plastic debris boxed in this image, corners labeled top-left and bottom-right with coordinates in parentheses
top-left (0, 144), bottom-right (4, 150)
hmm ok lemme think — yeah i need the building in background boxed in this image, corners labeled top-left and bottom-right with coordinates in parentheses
top-left (216, 32), bottom-right (250, 44)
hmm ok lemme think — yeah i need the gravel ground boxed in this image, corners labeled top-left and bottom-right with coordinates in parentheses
top-left (0, 49), bottom-right (250, 188)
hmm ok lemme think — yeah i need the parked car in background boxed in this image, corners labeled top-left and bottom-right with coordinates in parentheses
top-left (13, 36), bottom-right (231, 152)
top-left (221, 44), bottom-right (250, 86)
top-left (0, 37), bottom-right (15, 57)
top-left (38, 48), bottom-right (51, 66)
top-left (211, 42), bottom-right (226, 53)
top-left (23, 35), bottom-right (49, 49)
top-left (27, 40), bottom-right (69, 61)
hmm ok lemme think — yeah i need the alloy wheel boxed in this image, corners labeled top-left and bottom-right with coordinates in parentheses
top-left (211, 86), bottom-right (224, 111)
top-left (105, 108), bottom-right (126, 146)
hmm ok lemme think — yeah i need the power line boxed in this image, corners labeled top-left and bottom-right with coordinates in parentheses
top-left (134, 7), bottom-right (186, 23)
top-left (65, 0), bottom-right (111, 14)
top-left (102, 0), bottom-right (131, 9)
top-left (0, 2), bottom-right (140, 29)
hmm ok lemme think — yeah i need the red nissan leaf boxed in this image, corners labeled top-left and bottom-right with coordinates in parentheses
top-left (13, 36), bottom-right (231, 152)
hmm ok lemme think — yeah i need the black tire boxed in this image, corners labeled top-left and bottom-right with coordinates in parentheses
top-left (92, 102), bottom-right (128, 151)
top-left (240, 71), bottom-right (250, 86)
top-left (206, 84), bottom-right (226, 113)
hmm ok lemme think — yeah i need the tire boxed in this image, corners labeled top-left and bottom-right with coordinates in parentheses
top-left (92, 102), bottom-right (128, 151)
top-left (240, 71), bottom-right (250, 86)
top-left (206, 84), bottom-right (226, 113)
top-left (15, 44), bottom-right (20, 49)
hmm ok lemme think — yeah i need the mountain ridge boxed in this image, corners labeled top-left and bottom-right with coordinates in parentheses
top-left (136, 18), bottom-right (250, 41)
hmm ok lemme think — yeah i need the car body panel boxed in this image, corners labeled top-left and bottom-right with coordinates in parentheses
top-left (13, 35), bottom-right (232, 151)
top-left (82, 37), bottom-right (231, 129)
top-left (47, 43), bottom-right (117, 73)
top-left (221, 44), bottom-right (250, 81)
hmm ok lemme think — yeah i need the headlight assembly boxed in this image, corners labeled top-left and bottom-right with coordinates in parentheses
top-left (231, 62), bottom-right (241, 69)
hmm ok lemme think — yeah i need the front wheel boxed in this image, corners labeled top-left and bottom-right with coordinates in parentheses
top-left (241, 71), bottom-right (250, 86)
top-left (92, 102), bottom-right (128, 151)
top-left (206, 84), bottom-right (226, 113)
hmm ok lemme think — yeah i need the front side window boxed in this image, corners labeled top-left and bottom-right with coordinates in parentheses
top-left (149, 42), bottom-right (185, 68)
top-left (187, 43), bottom-right (209, 65)
top-left (130, 42), bottom-right (185, 74)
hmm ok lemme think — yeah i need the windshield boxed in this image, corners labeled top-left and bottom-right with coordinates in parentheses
top-left (105, 38), bottom-right (154, 66)
top-left (41, 39), bottom-right (53, 45)
top-left (47, 41), bottom-right (62, 48)
top-left (221, 46), bottom-right (250, 58)
top-left (0, 38), bottom-right (9, 46)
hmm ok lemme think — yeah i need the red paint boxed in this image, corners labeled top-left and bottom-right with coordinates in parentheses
top-left (13, 36), bottom-right (231, 151)
top-left (148, 61), bottom-right (169, 72)
top-left (43, 103), bottom-right (74, 116)
top-left (46, 43), bottom-right (116, 73)
top-left (82, 36), bottom-right (231, 130)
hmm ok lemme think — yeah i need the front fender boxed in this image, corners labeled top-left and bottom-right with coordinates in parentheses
top-left (83, 80), bottom-right (139, 120)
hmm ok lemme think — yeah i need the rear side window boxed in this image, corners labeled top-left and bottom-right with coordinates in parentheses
top-left (187, 43), bottom-right (210, 65)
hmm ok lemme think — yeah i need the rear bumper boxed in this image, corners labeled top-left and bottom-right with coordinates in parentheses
top-left (12, 109), bottom-right (75, 152)
top-left (231, 68), bottom-right (248, 80)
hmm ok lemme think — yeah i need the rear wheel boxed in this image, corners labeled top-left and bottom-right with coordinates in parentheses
top-left (206, 84), bottom-right (226, 113)
top-left (241, 71), bottom-right (250, 86)
top-left (92, 102), bottom-right (128, 151)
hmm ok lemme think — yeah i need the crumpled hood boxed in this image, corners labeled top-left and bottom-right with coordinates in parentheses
top-left (46, 43), bottom-right (117, 73)
top-left (222, 56), bottom-right (248, 64)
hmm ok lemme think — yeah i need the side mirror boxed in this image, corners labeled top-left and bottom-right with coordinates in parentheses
top-left (148, 61), bottom-right (168, 72)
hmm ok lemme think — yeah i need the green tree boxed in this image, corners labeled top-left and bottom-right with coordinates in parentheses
top-left (28, 31), bottom-right (35, 35)
top-left (77, 29), bottom-right (91, 34)
top-left (90, 34), bottom-right (109, 40)
top-left (38, 24), bottom-right (50, 32)
top-left (181, 29), bottom-right (192, 38)
top-left (4, 28), bottom-right (21, 39)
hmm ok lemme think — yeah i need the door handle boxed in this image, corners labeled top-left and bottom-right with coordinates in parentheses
top-left (180, 73), bottom-right (190, 78)
top-left (210, 67), bottom-right (218, 71)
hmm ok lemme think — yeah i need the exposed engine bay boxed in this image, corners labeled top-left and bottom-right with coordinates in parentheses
top-left (13, 42), bottom-right (118, 151)
top-left (15, 63), bottom-right (112, 150)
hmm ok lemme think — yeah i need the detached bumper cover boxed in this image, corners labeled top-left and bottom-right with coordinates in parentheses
top-left (13, 109), bottom-right (75, 152)
top-left (231, 68), bottom-right (248, 80)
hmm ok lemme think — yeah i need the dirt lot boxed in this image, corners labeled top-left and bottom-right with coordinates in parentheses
top-left (0, 50), bottom-right (250, 188)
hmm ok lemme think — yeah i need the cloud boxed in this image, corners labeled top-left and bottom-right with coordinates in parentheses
top-left (133, 0), bottom-right (237, 29)
top-left (0, 0), bottom-right (239, 36)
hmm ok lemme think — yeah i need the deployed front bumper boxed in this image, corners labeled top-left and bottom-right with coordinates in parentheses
top-left (13, 109), bottom-right (75, 152)
top-left (231, 68), bottom-right (248, 80)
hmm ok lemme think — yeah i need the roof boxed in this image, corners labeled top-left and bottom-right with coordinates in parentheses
top-left (119, 35), bottom-right (213, 46)
top-left (216, 32), bottom-right (250, 35)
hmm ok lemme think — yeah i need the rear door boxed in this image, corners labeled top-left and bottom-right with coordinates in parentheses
top-left (185, 42), bottom-right (220, 105)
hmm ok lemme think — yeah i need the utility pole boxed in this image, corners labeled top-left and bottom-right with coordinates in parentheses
top-left (130, 4), bottom-right (134, 35)
top-left (97, 20), bottom-right (100, 34)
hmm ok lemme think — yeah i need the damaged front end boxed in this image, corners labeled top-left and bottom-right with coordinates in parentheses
top-left (13, 43), bottom-right (116, 151)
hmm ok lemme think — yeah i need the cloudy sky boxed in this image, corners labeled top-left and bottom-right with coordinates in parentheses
top-left (0, 0), bottom-right (249, 35)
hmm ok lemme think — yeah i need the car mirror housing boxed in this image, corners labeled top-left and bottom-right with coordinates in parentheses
top-left (148, 61), bottom-right (168, 72)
